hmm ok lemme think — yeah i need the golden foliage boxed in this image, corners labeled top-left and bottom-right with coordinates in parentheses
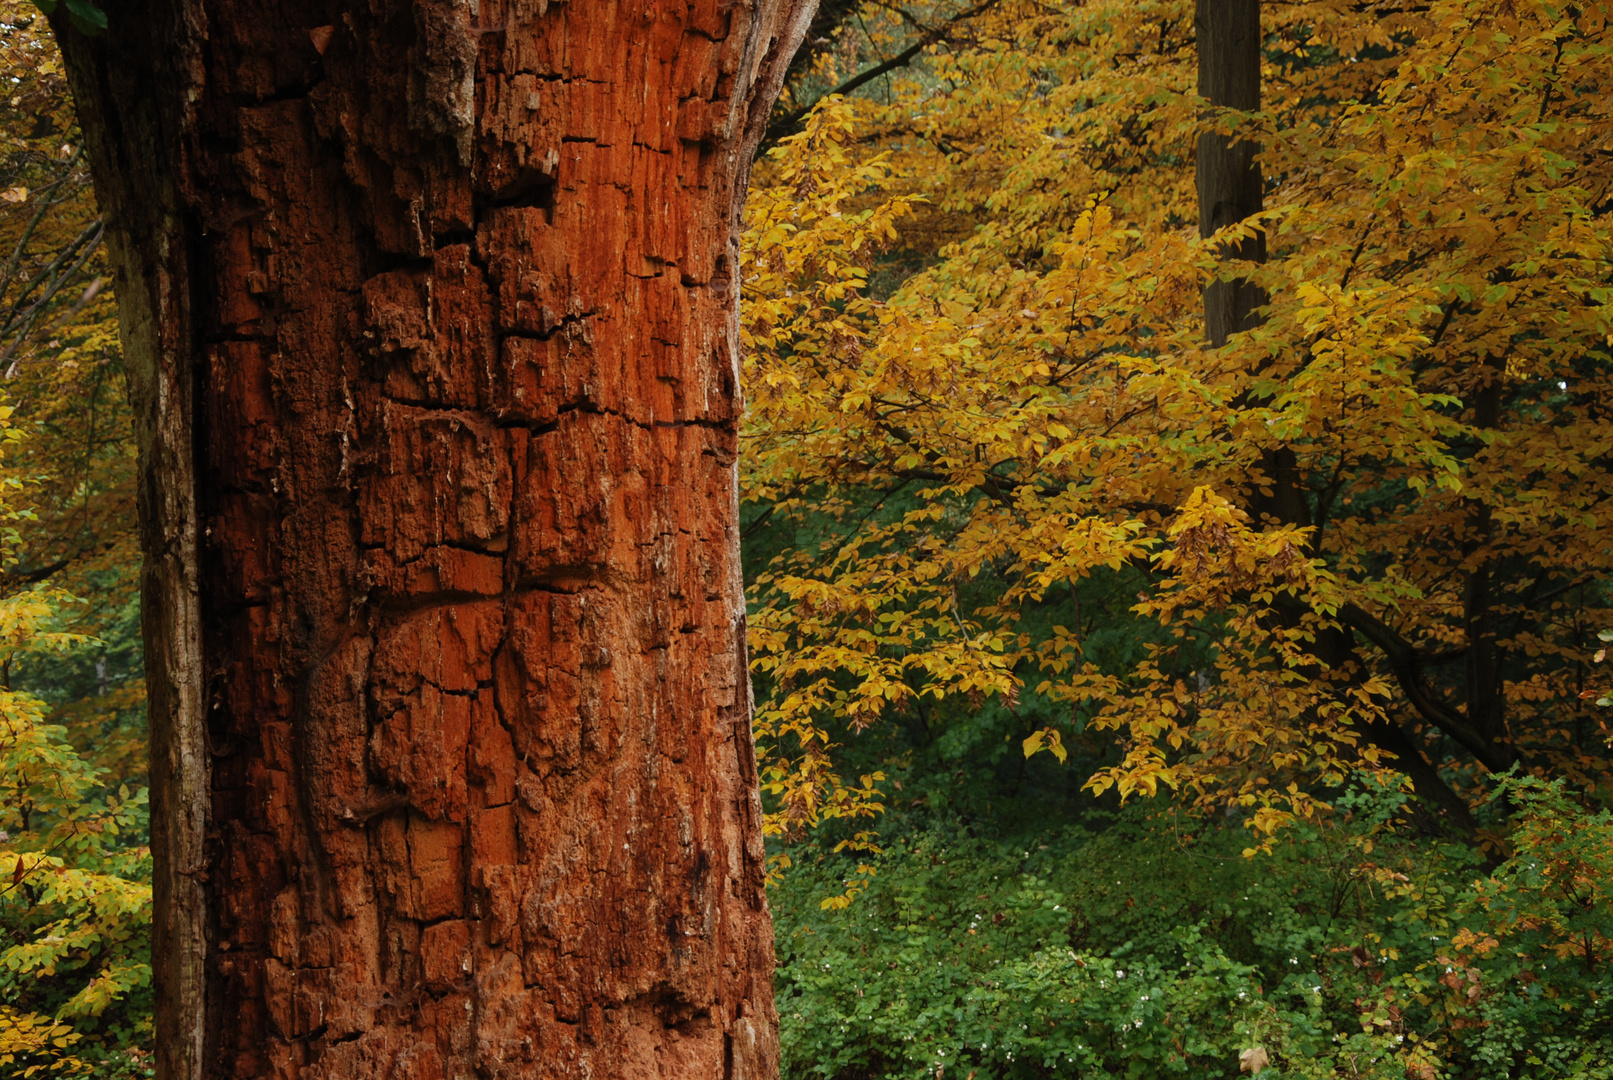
top-left (744, 0), bottom-right (1613, 846)
top-left (0, 7), bottom-right (149, 1069)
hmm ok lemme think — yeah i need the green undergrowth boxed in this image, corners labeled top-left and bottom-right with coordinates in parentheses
top-left (771, 778), bottom-right (1613, 1080)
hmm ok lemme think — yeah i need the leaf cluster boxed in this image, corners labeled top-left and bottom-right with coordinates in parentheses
top-left (774, 782), bottom-right (1613, 1079)
top-left (742, 0), bottom-right (1613, 847)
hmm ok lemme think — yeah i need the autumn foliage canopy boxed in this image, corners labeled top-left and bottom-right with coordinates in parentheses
top-left (741, 0), bottom-right (1613, 861)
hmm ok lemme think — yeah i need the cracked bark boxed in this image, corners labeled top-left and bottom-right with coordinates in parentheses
top-left (52, 0), bottom-right (814, 1077)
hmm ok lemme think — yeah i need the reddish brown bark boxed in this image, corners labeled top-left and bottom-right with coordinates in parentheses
top-left (53, 1), bottom-right (812, 1077)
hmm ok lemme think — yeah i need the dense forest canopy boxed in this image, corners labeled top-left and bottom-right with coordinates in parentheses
top-left (745, 0), bottom-right (1613, 844)
top-left (1, 0), bottom-right (1611, 1077)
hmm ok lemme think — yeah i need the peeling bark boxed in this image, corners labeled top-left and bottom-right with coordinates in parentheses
top-left (52, 1), bottom-right (813, 1076)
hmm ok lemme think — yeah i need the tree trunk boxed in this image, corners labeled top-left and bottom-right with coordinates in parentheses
top-left (1197, 3), bottom-right (1307, 530)
top-left (1195, 0), bottom-right (1265, 349)
top-left (1194, 2), bottom-right (1477, 831)
top-left (52, 1), bottom-right (813, 1077)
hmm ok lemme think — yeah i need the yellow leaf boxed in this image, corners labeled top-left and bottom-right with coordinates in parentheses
top-left (1022, 727), bottom-right (1067, 764)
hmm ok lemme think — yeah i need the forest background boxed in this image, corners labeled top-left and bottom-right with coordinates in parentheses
top-left (1, 0), bottom-right (1611, 1078)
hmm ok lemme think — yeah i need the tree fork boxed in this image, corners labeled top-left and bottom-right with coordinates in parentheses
top-left (51, 1), bottom-right (814, 1077)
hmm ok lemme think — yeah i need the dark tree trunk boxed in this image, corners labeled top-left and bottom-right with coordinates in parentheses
top-left (1196, 1), bottom-right (1301, 529)
top-left (51, 1), bottom-right (813, 1077)
top-left (1195, 0), bottom-right (1266, 349)
top-left (1194, 2), bottom-right (1478, 832)
top-left (1197, 2), bottom-right (1309, 531)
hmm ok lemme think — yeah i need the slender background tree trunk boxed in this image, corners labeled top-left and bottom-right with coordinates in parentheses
top-left (52, 1), bottom-right (813, 1077)
top-left (1196, 0), bottom-right (1265, 349)
top-left (1197, 2), bottom-right (1306, 528)
top-left (1197, 0), bottom-right (1307, 530)
top-left (1194, 1), bottom-right (1479, 833)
